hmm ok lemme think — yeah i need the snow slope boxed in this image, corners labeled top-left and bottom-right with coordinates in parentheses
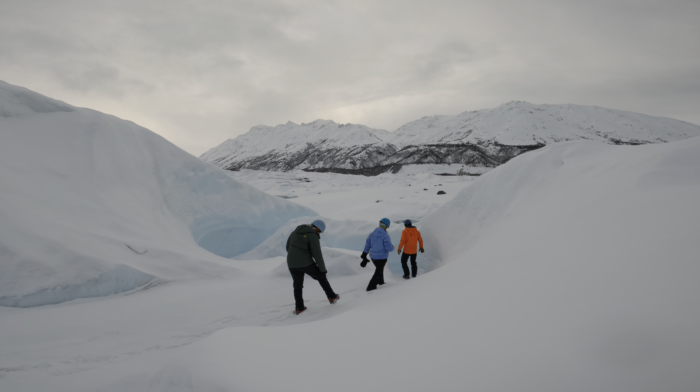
top-left (391, 101), bottom-right (700, 146)
top-left (0, 80), bottom-right (316, 307)
top-left (155, 137), bottom-right (700, 391)
top-left (200, 119), bottom-right (396, 171)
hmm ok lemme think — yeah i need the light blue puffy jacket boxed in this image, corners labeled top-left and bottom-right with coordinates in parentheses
top-left (364, 227), bottom-right (394, 260)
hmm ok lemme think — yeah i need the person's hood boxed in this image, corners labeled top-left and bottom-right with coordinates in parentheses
top-left (295, 224), bottom-right (318, 235)
top-left (372, 227), bottom-right (387, 234)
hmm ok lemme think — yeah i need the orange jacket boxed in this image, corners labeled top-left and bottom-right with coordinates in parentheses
top-left (398, 227), bottom-right (423, 254)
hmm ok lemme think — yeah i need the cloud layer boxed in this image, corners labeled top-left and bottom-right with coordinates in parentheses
top-left (2, 0), bottom-right (699, 155)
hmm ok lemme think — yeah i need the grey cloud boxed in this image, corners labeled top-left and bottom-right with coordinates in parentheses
top-left (52, 63), bottom-right (155, 98)
top-left (410, 41), bottom-right (477, 84)
top-left (0, 0), bottom-right (698, 155)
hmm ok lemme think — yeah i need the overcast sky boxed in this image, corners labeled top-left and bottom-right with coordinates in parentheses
top-left (1, 0), bottom-right (698, 156)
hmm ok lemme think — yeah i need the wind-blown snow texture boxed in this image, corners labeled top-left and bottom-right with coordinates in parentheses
top-left (201, 101), bottom-right (700, 174)
top-left (163, 137), bottom-right (700, 392)
top-left (0, 80), bottom-right (316, 307)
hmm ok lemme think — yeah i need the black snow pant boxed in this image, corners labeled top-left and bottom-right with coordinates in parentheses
top-left (367, 259), bottom-right (387, 291)
top-left (401, 253), bottom-right (418, 277)
top-left (289, 263), bottom-right (337, 311)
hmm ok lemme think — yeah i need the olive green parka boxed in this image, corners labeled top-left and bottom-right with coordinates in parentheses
top-left (286, 224), bottom-right (327, 273)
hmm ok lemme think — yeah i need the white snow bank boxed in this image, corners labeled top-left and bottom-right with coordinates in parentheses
top-left (158, 137), bottom-right (700, 391)
top-left (0, 264), bottom-right (154, 308)
top-left (0, 80), bottom-right (316, 307)
top-left (0, 80), bottom-right (74, 117)
top-left (421, 137), bottom-right (700, 266)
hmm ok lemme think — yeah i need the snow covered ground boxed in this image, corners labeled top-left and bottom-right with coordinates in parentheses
top-left (0, 167), bottom-right (471, 390)
top-left (225, 168), bottom-right (473, 222)
top-left (2, 81), bottom-right (699, 391)
top-left (225, 169), bottom-right (474, 274)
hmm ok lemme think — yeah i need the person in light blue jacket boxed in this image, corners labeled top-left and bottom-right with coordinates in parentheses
top-left (361, 218), bottom-right (395, 291)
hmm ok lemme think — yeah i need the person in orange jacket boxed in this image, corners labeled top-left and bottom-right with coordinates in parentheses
top-left (397, 219), bottom-right (424, 279)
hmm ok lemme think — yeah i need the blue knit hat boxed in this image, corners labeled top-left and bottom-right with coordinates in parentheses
top-left (312, 219), bottom-right (326, 233)
top-left (379, 218), bottom-right (391, 228)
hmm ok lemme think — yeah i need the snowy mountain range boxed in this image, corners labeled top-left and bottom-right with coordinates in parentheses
top-left (201, 102), bottom-right (700, 175)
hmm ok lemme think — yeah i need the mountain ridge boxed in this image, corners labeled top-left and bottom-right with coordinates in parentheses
top-left (201, 119), bottom-right (397, 172)
top-left (201, 101), bottom-right (700, 175)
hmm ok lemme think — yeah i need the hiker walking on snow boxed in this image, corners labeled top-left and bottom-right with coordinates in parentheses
top-left (397, 219), bottom-right (424, 279)
top-left (361, 218), bottom-right (394, 291)
top-left (286, 219), bottom-right (340, 315)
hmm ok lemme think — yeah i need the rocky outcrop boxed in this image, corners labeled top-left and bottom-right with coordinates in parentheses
top-left (385, 142), bottom-right (545, 167)
top-left (222, 143), bottom-right (398, 172)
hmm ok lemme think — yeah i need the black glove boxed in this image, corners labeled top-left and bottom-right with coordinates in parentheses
top-left (360, 252), bottom-right (369, 267)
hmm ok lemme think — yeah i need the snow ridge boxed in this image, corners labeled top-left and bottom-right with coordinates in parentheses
top-left (0, 265), bottom-right (154, 308)
top-left (0, 80), bottom-right (74, 117)
top-left (391, 101), bottom-right (700, 146)
top-left (0, 80), bottom-right (316, 307)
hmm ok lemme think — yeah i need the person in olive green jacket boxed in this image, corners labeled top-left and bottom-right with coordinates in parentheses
top-left (286, 219), bottom-right (339, 314)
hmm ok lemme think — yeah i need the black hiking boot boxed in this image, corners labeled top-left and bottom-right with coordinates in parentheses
top-left (329, 294), bottom-right (340, 304)
top-left (403, 275), bottom-right (410, 280)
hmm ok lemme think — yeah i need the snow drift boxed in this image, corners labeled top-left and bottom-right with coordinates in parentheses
top-left (159, 137), bottom-right (700, 391)
top-left (0, 80), bottom-right (316, 307)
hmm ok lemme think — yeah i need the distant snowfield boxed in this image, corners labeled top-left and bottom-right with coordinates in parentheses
top-left (225, 169), bottom-right (474, 274)
top-left (1, 80), bottom-right (699, 391)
